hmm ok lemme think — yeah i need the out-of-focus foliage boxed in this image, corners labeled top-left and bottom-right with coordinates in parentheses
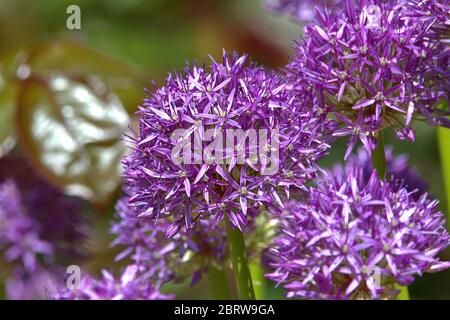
top-left (21, 41), bottom-right (145, 114)
top-left (0, 43), bottom-right (135, 206)
top-left (0, 80), bottom-right (15, 156)
top-left (17, 74), bottom-right (128, 206)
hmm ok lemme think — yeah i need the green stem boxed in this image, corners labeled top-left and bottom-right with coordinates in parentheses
top-left (250, 262), bottom-right (265, 300)
top-left (249, 262), bottom-right (285, 300)
top-left (395, 286), bottom-right (410, 300)
top-left (208, 264), bottom-right (232, 300)
top-left (372, 131), bottom-right (387, 177)
top-left (438, 127), bottom-right (450, 229)
top-left (224, 213), bottom-right (256, 300)
top-left (372, 132), bottom-right (410, 300)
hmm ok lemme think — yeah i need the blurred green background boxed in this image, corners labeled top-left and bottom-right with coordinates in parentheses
top-left (0, 0), bottom-right (448, 299)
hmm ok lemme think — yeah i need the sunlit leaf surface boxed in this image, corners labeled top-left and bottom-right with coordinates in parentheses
top-left (16, 74), bottom-right (129, 206)
top-left (22, 41), bottom-right (144, 113)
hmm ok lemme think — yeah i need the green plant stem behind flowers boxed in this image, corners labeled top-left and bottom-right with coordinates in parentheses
top-left (224, 213), bottom-right (256, 300)
top-left (438, 127), bottom-right (450, 228)
top-left (372, 132), bottom-right (410, 300)
top-left (208, 264), bottom-right (232, 300)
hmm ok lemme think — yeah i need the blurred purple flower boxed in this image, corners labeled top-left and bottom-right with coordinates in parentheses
top-left (122, 50), bottom-right (332, 236)
top-left (287, 0), bottom-right (449, 158)
top-left (0, 181), bottom-right (53, 272)
top-left (54, 265), bottom-right (173, 300)
top-left (0, 154), bottom-right (88, 299)
top-left (348, 147), bottom-right (429, 199)
top-left (265, 163), bottom-right (450, 299)
top-left (112, 196), bottom-right (261, 286)
top-left (0, 154), bottom-right (87, 259)
top-left (0, 180), bottom-right (58, 300)
top-left (265, 0), bottom-right (344, 21)
top-left (6, 267), bottom-right (57, 300)
top-left (111, 197), bottom-right (185, 285)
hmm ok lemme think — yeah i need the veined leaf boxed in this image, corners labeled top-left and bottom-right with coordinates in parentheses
top-left (16, 73), bottom-right (129, 206)
top-left (22, 41), bottom-right (144, 113)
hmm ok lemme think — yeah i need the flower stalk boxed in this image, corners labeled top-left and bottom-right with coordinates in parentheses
top-left (372, 132), bottom-right (410, 300)
top-left (224, 213), bottom-right (255, 300)
top-left (250, 262), bottom-right (266, 299)
top-left (372, 132), bottom-right (387, 178)
top-left (438, 127), bottom-right (450, 229)
top-left (208, 265), bottom-right (232, 300)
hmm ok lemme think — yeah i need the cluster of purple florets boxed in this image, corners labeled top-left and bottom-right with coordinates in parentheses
top-left (2, 0), bottom-right (447, 301)
top-left (285, 0), bottom-right (449, 158)
top-left (265, 160), bottom-right (450, 299)
top-left (0, 155), bottom-right (87, 299)
top-left (54, 265), bottom-right (173, 300)
top-left (106, 50), bottom-right (337, 298)
top-left (266, 0), bottom-right (344, 21)
top-left (262, 0), bottom-right (450, 300)
top-left (0, 181), bottom-right (53, 272)
top-left (98, 0), bottom-right (449, 301)
top-left (121, 51), bottom-right (333, 236)
top-left (112, 196), bottom-right (229, 286)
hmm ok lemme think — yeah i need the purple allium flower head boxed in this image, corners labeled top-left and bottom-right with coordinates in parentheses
top-left (287, 0), bottom-right (449, 159)
top-left (0, 154), bottom-right (87, 260)
top-left (122, 50), bottom-right (332, 235)
top-left (404, 0), bottom-right (450, 35)
top-left (404, 0), bottom-right (450, 105)
top-left (111, 197), bottom-right (185, 285)
top-left (265, 163), bottom-right (450, 299)
top-left (112, 196), bottom-right (263, 286)
top-left (0, 155), bottom-right (88, 299)
top-left (348, 147), bottom-right (429, 199)
top-left (265, 0), bottom-right (344, 21)
top-left (54, 265), bottom-right (174, 300)
top-left (0, 180), bottom-right (53, 272)
top-left (6, 267), bottom-right (57, 300)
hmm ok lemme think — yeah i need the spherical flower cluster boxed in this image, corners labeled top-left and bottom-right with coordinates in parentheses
top-left (404, 0), bottom-right (450, 36)
top-left (265, 163), bottom-right (450, 299)
top-left (287, 0), bottom-right (449, 158)
top-left (0, 180), bottom-right (54, 272)
top-left (54, 265), bottom-right (173, 300)
top-left (111, 197), bottom-right (185, 285)
top-left (122, 50), bottom-right (332, 236)
top-left (0, 155), bottom-right (87, 260)
top-left (348, 147), bottom-right (428, 199)
top-left (6, 267), bottom-right (57, 300)
top-left (0, 154), bottom-right (87, 299)
top-left (265, 0), bottom-right (344, 21)
top-left (112, 196), bottom-right (262, 286)
top-left (404, 0), bottom-right (450, 106)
